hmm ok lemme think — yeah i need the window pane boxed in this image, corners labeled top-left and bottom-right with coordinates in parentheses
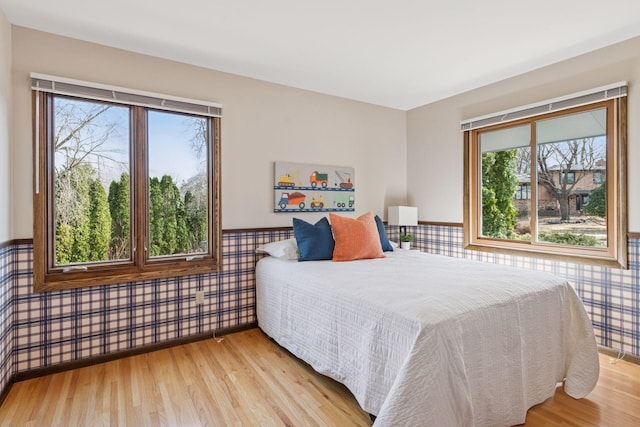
top-left (148, 110), bottom-right (209, 258)
top-left (479, 124), bottom-right (530, 240)
top-left (535, 108), bottom-right (607, 247)
top-left (53, 97), bottom-right (131, 265)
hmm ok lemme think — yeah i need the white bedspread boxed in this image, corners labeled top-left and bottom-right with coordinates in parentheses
top-left (256, 250), bottom-right (599, 426)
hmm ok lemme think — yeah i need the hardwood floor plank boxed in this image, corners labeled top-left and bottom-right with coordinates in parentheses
top-left (519, 353), bottom-right (640, 426)
top-left (0, 329), bottom-right (638, 426)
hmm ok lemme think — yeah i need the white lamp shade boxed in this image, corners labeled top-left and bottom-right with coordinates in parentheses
top-left (387, 206), bottom-right (418, 226)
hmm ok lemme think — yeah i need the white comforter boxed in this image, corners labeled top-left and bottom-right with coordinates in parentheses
top-left (256, 250), bottom-right (599, 426)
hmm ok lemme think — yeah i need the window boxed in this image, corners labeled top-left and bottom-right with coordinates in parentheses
top-left (463, 84), bottom-right (627, 268)
top-left (33, 75), bottom-right (222, 291)
top-left (593, 171), bottom-right (605, 184)
top-left (560, 171), bottom-right (575, 184)
top-left (515, 183), bottom-right (530, 200)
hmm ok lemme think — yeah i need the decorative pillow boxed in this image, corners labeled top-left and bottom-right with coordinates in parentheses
top-left (255, 238), bottom-right (299, 260)
top-left (330, 212), bottom-right (385, 261)
top-left (374, 214), bottom-right (394, 252)
top-left (292, 217), bottom-right (335, 261)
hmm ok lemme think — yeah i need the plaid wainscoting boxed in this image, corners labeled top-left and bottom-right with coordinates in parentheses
top-left (0, 244), bottom-right (13, 399)
top-left (0, 225), bottom-right (638, 399)
top-left (411, 224), bottom-right (640, 358)
top-left (0, 229), bottom-right (292, 391)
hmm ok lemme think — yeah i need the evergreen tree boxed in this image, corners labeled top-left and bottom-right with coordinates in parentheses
top-left (108, 173), bottom-right (130, 259)
top-left (149, 175), bottom-right (190, 256)
top-left (54, 163), bottom-right (93, 263)
top-left (87, 178), bottom-right (111, 261)
top-left (69, 173), bottom-right (91, 262)
top-left (481, 150), bottom-right (519, 238)
top-left (184, 190), bottom-right (207, 252)
top-left (55, 222), bottom-right (74, 265)
top-left (159, 175), bottom-right (179, 254)
top-left (584, 182), bottom-right (606, 218)
top-left (175, 185), bottom-right (190, 253)
top-left (149, 177), bottom-right (164, 256)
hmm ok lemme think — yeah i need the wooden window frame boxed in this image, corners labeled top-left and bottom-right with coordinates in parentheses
top-left (464, 98), bottom-right (627, 268)
top-left (33, 92), bottom-right (222, 292)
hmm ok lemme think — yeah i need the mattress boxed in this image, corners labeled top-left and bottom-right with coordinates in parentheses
top-left (256, 250), bottom-right (599, 426)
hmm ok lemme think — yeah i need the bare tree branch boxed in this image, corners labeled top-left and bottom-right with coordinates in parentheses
top-left (54, 99), bottom-right (127, 226)
top-left (55, 101), bottom-right (127, 177)
top-left (535, 137), bottom-right (604, 220)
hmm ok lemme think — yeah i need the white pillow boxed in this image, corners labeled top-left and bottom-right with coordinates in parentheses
top-left (256, 238), bottom-right (299, 260)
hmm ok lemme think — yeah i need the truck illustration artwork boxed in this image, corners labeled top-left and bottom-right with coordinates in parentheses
top-left (278, 192), bottom-right (306, 210)
top-left (309, 171), bottom-right (329, 188)
top-left (335, 170), bottom-right (353, 189)
top-left (277, 168), bottom-right (301, 187)
top-left (310, 195), bottom-right (325, 209)
top-left (333, 193), bottom-right (354, 208)
top-left (274, 162), bottom-right (354, 213)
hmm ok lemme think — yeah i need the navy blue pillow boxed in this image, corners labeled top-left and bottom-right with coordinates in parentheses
top-left (374, 215), bottom-right (394, 252)
top-left (292, 217), bottom-right (335, 261)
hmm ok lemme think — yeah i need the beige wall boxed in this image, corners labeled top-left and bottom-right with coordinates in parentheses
top-left (10, 27), bottom-right (407, 238)
top-left (0, 11), bottom-right (11, 242)
top-left (407, 36), bottom-right (640, 231)
top-left (12, 25), bottom-right (639, 237)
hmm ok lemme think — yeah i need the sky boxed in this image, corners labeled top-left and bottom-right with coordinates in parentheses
top-left (54, 97), bottom-right (205, 192)
top-left (148, 109), bottom-right (205, 184)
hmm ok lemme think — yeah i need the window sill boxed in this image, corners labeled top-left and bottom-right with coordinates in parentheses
top-left (464, 241), bottom-right (627, 269)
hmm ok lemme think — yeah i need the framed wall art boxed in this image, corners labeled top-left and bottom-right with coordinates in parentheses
top-left (274, 162), bottom-right (355, 213)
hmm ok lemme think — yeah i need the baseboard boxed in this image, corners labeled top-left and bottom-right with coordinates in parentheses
top-left (0, 374), bottom-right (16, 409)
top-left (598, 346), bottom-right (640, 365)
top-left (0, 322), bottom-right (257, 405)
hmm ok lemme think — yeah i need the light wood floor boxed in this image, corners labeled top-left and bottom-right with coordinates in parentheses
top-left (0, 328), bottom-right (638, 426)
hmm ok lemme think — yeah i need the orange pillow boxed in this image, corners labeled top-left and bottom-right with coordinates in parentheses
top-left (330, 212), bottom-right (385, 261)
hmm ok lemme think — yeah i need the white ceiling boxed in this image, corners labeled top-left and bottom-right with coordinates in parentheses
top-left (2, 0), bottom-right (640, 110)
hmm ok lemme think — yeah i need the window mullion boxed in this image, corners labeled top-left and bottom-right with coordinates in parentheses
top-left (132, 106), bottom-right (148, 268)
top-left (529, 121), bottom-right (538, 244)
top-left (210, 117), bottom-right (221, 264)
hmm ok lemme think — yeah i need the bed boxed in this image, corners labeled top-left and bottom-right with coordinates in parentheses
top-left (256, 249), bottom-right (599, 426)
